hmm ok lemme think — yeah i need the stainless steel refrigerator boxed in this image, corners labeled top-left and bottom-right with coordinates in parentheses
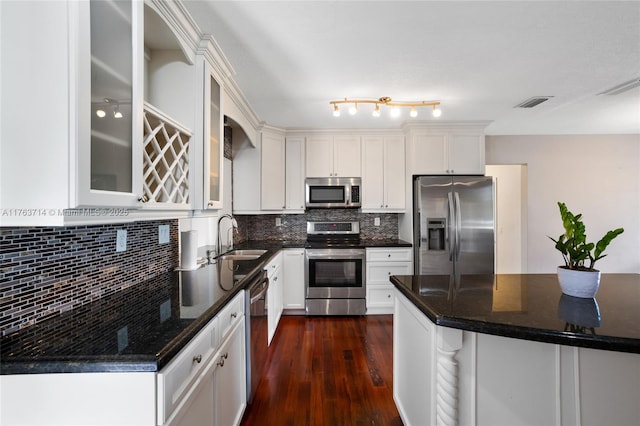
top-left (413, 176), bottom-right (495, 284)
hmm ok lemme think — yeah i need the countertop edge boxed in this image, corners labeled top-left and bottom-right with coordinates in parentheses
top-left (390, 275), bottom-right (640, 355)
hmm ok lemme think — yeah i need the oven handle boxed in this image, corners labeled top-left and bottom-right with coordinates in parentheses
top-left (305, 250), bottom-right (365, 259)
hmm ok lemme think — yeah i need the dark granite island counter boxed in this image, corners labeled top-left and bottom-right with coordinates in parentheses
top-left (390, 273), bottom-right (640, 426)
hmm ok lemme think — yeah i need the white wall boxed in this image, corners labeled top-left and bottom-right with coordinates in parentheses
top-left (486, 134), bottom-right (639, 273)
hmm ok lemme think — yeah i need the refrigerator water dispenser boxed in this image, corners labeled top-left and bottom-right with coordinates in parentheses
top-left (427, 218), bottom-right (446, 250)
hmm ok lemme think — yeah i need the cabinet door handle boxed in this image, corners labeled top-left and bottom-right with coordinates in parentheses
top-left (231, 312), bottom-right (238, 319)
top-left (193, 354), bottom-right (202, 364)
top-left (138, 194), bottom-right (149, 203)
top-left (217, 352), bottom-right (229, 367)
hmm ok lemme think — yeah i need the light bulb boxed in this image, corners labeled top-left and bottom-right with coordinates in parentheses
top-left (96, 109), bottom-right (106, 118)
top-left (114, 108), bottom-right (123, 119)
top-left (410, 107), bottom-right (418, 118)
top-left (348, 104), bottom-right (358, 115)
top-left (372, 104), bottom-right (380, 117)
top-left (390, 107), bottom-right (401, 118)
top-left (432, 107), bottom-right (442, 118)
top-left (333, 105), bottom-right (340, 117)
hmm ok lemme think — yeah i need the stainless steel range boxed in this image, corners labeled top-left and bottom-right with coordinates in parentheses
top-left (305, 221), bottom-right (366, 315)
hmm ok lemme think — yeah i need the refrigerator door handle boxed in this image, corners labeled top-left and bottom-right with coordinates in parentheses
top-left (448, 191), bottom-right (455, 261)
top-left (454, 192), bottom-right (462, 261)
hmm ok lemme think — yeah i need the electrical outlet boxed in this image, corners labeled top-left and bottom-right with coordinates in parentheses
top-left (374, 217), bottom-right (381, 226)
top-left (116, 229), bottom-right (127, 252)
top-left (117, 326), bottom-right (128, 352)
top-left (160, 299), bottom-right (171, 323)
top-left (158, 225), bottom-right (170, 244)
top-left (275, 217), bottom-right (282, 227)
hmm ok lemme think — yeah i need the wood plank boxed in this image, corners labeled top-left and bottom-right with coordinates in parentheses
top-left (241, 315), bottom-right (402, 426)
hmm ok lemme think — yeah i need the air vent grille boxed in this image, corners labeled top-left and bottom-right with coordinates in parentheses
top-left (514, 97), bottom-right (553, 108)
top-left (599, 78), bottom-right (640, 96)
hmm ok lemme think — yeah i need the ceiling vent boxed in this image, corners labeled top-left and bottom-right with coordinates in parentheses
top-left (514, 96), bottom-right (553, 108)
top-left (598, 78), bottom-right (640, 96)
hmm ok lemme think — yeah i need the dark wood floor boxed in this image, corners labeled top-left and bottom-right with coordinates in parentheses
top-left (241, 315), bottom-right (403, 426)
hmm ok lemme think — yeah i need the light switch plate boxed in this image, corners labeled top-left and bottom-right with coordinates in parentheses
top-left (117, 326), bottom-right (128, 352)
top-left (374, 217), bottom-right (380, 226)
top-left (158, 225), bottom-right (170, 244)
top-left (275, 217), bottom-right (282, 227)
top-left (116, 229), bottom-right (127, 252)
top-left (160, 299), bottom-right (171, 323)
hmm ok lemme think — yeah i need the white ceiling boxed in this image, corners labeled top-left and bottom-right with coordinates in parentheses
top-left (182, 1), bottom-right (640, 135)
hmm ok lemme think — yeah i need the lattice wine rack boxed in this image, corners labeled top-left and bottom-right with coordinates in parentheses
top-left (142, 103), bottom-right (191, 206)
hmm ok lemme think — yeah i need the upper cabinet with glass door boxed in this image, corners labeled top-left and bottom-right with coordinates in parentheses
top-left (192, 37), bottom-right (230, 211)
top-left (204, 62), bottom-right (223, 209)
top-left (78, 0), bottom-right (143, 208)
top-left (80, 0), bottom-right (196, 210)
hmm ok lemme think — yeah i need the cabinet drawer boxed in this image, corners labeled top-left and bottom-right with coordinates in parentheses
top-left (157, 316), bottom-right (218, 424)
top-left (367, 262), bottom-right (413, 285)
top-left (265, 252), bottom-right (283, 279)
top-left (368, 286), bottom-right (395, 307)
top-left (366, 248), bottom-right (412, 262)
top-left (218, 291), bottom-right (245, 343)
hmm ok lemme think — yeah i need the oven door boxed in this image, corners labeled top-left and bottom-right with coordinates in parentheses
top-left (305, 249), bottom-right (366, 299)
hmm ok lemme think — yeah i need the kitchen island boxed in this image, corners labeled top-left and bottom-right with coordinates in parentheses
top-left (390, 273), bottom-right (640, 426)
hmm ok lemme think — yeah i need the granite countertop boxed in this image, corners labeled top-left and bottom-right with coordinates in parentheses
top-left (0, 249), bottom-right (280, 375)
top-left (391, 273), bottom-right (640, 354)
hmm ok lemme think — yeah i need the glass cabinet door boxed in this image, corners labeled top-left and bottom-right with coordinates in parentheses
top-left (205, 69), bottom-right (223, 209)
top-left (78, 0), bottom-right (141, 207)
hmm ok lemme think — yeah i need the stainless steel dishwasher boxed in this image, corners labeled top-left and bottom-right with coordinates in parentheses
top-left (245, 269), bottom-right (269, 404)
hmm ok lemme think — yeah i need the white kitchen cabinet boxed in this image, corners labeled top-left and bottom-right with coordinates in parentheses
top-left (412, 131), bottom-right (485, 175)
top-left (266, 252), bottom-right (284, 345)
top-left (234, 131), bottom-right (304, 213)
top-left (1, 0), bottom-right (199, 225)
top-left (192, 43), bottom-right (226, 211)
top-left (366, 248), bottom-right (412, 314)
top-left (166, 360), bottom-right (215, 426)
top-left (285, 137), bottom-right (306, 212)
top-left (213, 318), bottom-right (247, 426)
top-left (394, 289), bottom-right (437, 425)
top-left (283, 248), bottom-right (306, 312)
top-left (361, 135), bottom-right (406, 212)
top-left (305, 135), bottom-right (361, 177)
top-left (261, 131), bottom-right (286, 210)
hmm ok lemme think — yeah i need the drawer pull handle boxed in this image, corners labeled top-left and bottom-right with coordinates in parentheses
top-left (231, 312), bottom-right (238, 319)
top-left (387, 294), bottom-right (391, 298)
top-left (217, 353), bottom-right (228, 367)
top-left (193, 354), bottom-right (202, 364)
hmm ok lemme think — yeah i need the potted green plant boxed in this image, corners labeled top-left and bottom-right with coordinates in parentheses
top-left (549, 202), bottom-right (624, 298)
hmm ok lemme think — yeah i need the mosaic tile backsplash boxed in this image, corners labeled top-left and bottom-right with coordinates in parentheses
top-left (235, 210), bottom-right (399, 243)
top-left (0, 220), bottom-right (178, 336)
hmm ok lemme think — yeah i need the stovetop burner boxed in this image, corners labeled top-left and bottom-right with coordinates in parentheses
top-left (306, 221), bottom-right (361, 248)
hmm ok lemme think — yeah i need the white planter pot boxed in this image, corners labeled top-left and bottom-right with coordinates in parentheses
top-left (557, 266), bottom-right (601, 298)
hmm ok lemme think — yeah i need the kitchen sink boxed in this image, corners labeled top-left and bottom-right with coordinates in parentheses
top-left (217, 249), bottom-right (267, 261)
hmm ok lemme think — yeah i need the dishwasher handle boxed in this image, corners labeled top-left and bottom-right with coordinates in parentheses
top-left (249, 270), bottom-right (269, 304)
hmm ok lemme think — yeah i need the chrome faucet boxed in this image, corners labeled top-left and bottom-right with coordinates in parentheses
top-left (217, 214), bottom-right (238, 256)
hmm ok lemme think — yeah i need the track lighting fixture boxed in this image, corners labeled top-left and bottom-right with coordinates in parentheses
top-left (330, 97), bottom-right (441, 119)
top-left (94, 98), bottom-right (126, 119)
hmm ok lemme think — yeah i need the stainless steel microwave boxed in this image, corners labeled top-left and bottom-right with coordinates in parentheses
top-left (305, 177), bottom-right (361, 209)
